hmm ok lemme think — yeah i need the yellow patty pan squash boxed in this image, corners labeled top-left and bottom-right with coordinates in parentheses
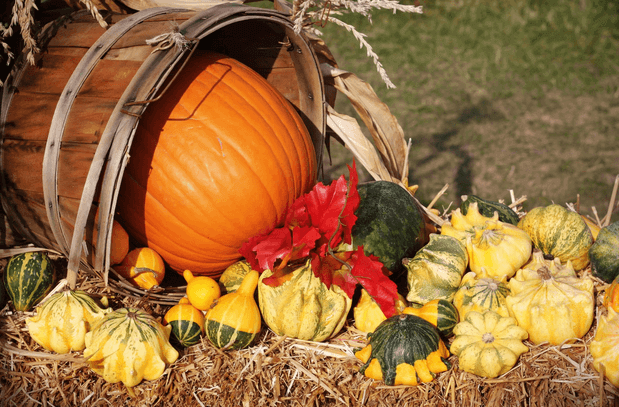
top-left (258, 260), bottom-right (351, 342)
top-left (517, 204), bottom-right (593, 271)
top-left (590, 308), bottom-right (619, 387)
top-left (83, 307), bottom-right (179, 391)
top-left (453, 269), bottom-right (511, 320)
top-left (404, 233), bottom-right (468, 305)
top-left (505, 250), bottom-right (594, 345)
top-left (450, 310), bottom-right (528, 378)
top-left (26, 289), bottom-right (111, 354)
top-left (354, 288), bottom-right (407, 334)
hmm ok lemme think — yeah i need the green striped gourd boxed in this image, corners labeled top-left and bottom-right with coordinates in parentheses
top-left (26, 290), bottom-right (111, 353)
top-left (84, 307), bottom-right (179, 389)
top-left (355, 314), bottom-right (451, 386)
top-left (163, 297), bottom-right (205, 348)
top-left (4, 252), bottom-right (55, 311)
top-left (206, 269), bottom-right (262, 350)
top-left (589, 221), bottom-right (619, 283)
top-left (219, 260), bottom-right (252, 293)
top-left (460, 195), bottom-right (519, 225)
top-left (402, 298), bottom-right (459, 337)
top-left (517, 204), bottom-right (593, 271)
top-left (404, 233), bottom-right (468, 305)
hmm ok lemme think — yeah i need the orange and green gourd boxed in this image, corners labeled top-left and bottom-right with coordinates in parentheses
top-left (205, 269), bottom-right (262, 350)
top-left (114, 247), bottom-right (166, 290)
top-left (354, 288), bottom-right (408, 334)
top-left (355, 314), bottom-right (450, 386)
top-left (402, 298), bottom-right (459, 337)
top-left (163, 297), bottom-right (205, 348)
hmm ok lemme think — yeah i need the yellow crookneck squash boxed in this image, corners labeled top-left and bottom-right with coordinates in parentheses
top-left (26, 289), bottom-right (111, 354)
top-left (258, 260), bottom-right (351, 342)
top-left (505, 250), bottom-right (595, 345)
top-left (83, 307), bottom-right (179, 393)
top-left (450, 310), bottom-right (528, 378)
top-left (589, 308), bottom-right (619, 387)
top-left (441, 203), bottom-right (531, 279)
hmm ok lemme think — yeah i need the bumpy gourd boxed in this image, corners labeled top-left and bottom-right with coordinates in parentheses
top-left (589, 308), bottom-right (619, 387)
top-left (589, 221), bottom-right (619, 283)
top-left (219, 260), bottom-right (252, 293)
top-left (114, 247), bottom-right (166, 290)
top-left (258, 261), bottom-right (351, 342)
top-left (404, 233), bottom-right (468, 305)
top-left (26, 290), bottom-right (111, 353)
top-left (505, 250), bottom-right (594, 345)
top-left (453, 269), bottom-right (511, 320)
top-left (205, 269), bottom-right (262, 350)
top-left (4, 252), bottom-right (55, 311)
top-left (354, 289), bottom-right (407, 334)
top-left (517, 204), bottom-right (593, 271)
top-left (443, 204), bottom-right (531, 279)
top-left (83, 308), bottom-right (179, 390)
top-left (450, 310), bottom-right (528, 378)
top-left (355, 314), bottom-right (450, 386)
top-left (402, 299), bottom-right (459, 337)
top-left (163, 297), bottom-right (205, 348)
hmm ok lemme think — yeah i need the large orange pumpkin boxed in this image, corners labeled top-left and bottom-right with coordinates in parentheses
top-left (117, 51), bottom-right (317, 277)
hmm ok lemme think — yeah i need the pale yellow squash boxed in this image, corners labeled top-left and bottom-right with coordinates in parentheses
top-left (353, 288), bottom-right (407, 333)
top-left (590, 308), bottom-right (619, 387)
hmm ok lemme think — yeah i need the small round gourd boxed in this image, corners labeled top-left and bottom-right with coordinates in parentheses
top-left (402, 298), bottom-right (459, 337)
top-left (3, 251), bottom-right (55, 311)
top-left (450, 310), bottom-right (528, 378)
top-left (114, 247), bottom-right (166, 290)
top-left (355, 314), bottom-right (450, 386)
top-left (589, 221), bottom-right (619, 283)
top-left (163, 297), bottom-right (205, 348)
top-left (517, 204), bottom-right (593, 271)
top-left (26, 290), bottom-right (112, 354)
top-left (184, 269), bottom-right (221, 311)
top-left (205, 269), bottom-right (262, 350)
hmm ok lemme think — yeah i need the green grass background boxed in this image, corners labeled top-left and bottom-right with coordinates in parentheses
top-left (314, 0), bottom-right (619, 222)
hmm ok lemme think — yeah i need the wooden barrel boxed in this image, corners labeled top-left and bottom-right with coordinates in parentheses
top-left (0, 5), bottom-right (326, 286)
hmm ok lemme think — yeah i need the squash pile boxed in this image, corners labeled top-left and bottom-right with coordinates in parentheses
top-left (5, 189), bottom-right (618, 393)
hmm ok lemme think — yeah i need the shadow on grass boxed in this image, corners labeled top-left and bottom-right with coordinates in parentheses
top-left (413, 98), bottom-right (506, 201)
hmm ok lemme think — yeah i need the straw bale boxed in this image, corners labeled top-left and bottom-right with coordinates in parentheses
top-left (1, 260), bottom-right (618, 406)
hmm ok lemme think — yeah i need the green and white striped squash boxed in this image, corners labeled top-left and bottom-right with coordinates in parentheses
top-left (355, 314), bottom-right (451, 386)
top-left (26, 290), bottom-right (112, 353)
top-left (517, 204), bottom-right (593, 271)
top-left (589, 221), bottom-right (619, 283)
top-left (84, 307), bottom-right (179, 389)
top-left (206, 269), bottom-right (262, 350)
top-left (4, 252), bottom-right (55, 311)
top-left (404, 233), bottom-right (468, 305)
top-left (403, 298), bottom-right (459, 337)
top-left (453, 269), bottom-right (511, 319)
top-left (163, 297), bottom-right (205, 348)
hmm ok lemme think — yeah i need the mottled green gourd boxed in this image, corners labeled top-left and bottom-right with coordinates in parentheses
top-left (4, 252), bottom-right (55, 311)
top-left (219, 260), bottom-right (252, 293)
top-left (355, 314), bottom-right (451, 386)
top-left (352, 181), bottom-right (428, 278)
top-left (589, 221), bottom-right (619, 283)
top-left (453, 269), bottom-right (511, 320)
top-left (517, 204), bottom-right (593, 271)
top-left (404, 233), bottom-right (468, 305)
top-left (206, 269), bottom-right (262, 350)
top-left (460, 195), bottom-right (519, 225)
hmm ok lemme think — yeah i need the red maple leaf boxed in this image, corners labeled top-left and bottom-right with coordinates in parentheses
top-left (239, 161), bottom-right (398, 317)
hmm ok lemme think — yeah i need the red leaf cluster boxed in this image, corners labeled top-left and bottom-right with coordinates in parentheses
top-left (240, 162), bottom-right (399, 317)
